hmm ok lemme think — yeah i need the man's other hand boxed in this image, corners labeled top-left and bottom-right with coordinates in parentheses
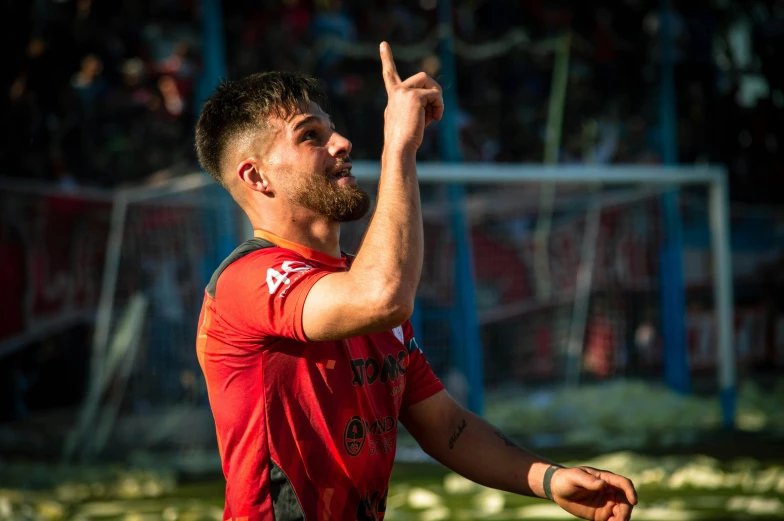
top-left (550, 466), bottom-right (638, 521)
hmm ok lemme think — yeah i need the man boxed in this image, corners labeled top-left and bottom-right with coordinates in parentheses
top-left (194, 42), bottom-right (638, 521)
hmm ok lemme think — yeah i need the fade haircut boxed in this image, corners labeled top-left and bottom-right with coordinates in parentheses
top-left (195, 71), bottom-right (328, 188)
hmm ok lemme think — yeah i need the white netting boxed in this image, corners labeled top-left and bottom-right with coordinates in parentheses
top-left (342, 178), bottom-right (677, 397)
top-left (65, 175), bottom-right (241, 460)
top-left (56, 164), bottom-right (738, 460)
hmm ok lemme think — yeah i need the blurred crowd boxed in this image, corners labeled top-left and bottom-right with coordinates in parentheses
top-left (3, 0), bottom-right (200, 186)
top-left (3, 0), bottom-right (784, 202)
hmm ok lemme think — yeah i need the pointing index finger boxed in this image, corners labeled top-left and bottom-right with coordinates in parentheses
top-left (380, 41), bottom-right (401, 91)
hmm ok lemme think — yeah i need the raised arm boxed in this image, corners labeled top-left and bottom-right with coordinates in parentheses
top-left (302, 42), bottom-right (443, 341)
top-left (401, 391), bottom-right (638, 521)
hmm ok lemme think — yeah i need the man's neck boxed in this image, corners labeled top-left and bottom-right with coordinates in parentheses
top-left (242, 197), bottom-right (343, 258)
top-left (254, 219), bottom-right (342, 259)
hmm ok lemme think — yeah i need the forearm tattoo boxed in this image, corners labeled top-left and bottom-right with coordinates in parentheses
top-left (448, 419), bottom-right (467, 449)
top-left (543, 465), bottom-right (561, 501)
top-left (494, 430), bottom-right (520, 449)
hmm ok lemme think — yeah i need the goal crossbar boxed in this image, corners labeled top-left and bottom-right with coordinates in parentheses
top-left (351, 161), bottom-right (723, 185)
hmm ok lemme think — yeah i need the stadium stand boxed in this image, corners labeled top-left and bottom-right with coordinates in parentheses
top-left (3, 0), bottom-right (783, 202)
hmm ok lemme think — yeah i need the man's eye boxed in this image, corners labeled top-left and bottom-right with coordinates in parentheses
top-left (303, 130), bottom-right (317, 140)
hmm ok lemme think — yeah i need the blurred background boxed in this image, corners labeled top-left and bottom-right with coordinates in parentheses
top-left (2, 0), bottom-right (784, 520)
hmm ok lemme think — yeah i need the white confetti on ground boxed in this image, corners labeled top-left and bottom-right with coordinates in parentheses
top-left (666, 462), bottom-right (725, 489)
top-left (629, 505), bottom-right (700, 520)
top-left (473, 490), bottom-right (505, 515)
top-left (443, 473), bottom-right (477, 495)
top-left (419, 505), bottom-right (450, 521)
top-left (407, 488), bottom-right (442, 509)
top-left (486, 380), bottom-right (784, 451)
top-left (512, 504), bottom-right (573, 519)
top-left (726, 495), bottom-right (783, 515)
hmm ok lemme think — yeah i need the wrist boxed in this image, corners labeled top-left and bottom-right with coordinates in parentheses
top-left (382, 141), bottom-right (419, 159)
top-left (380, 147), bottom-right (418, 179)
top-left (543, 464), bottom-right (564, 501)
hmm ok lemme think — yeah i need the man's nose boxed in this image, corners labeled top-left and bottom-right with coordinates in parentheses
top-left (328, 131), bottom-right (352, 157)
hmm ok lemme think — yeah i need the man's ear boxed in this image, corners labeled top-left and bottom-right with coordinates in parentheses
top-left (237, 159), bottom-right (273, 195)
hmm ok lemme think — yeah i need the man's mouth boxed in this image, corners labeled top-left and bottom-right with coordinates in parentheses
top-left (330, 165), bottom-right (353, 178)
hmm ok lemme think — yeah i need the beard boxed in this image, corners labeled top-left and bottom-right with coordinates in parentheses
top-left (291, 166), bottom-right (371, 223)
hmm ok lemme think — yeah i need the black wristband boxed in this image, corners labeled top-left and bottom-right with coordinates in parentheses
top-left (543, 465), bottom-right (561, 501)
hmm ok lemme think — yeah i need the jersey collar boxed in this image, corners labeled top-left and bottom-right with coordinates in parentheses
top-left (254, 229), bottom-right (347, 268)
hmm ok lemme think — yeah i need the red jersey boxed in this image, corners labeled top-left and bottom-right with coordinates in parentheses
top-left (196, 230), bottom-right (443, 521)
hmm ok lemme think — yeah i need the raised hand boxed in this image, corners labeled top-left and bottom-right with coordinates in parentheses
top-left (551, 466), bottom-right (638, 521)
top-left (380, 41), bottom-right (444, 152)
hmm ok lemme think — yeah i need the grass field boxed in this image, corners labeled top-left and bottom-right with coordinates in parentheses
top-left (2, 450), bottom-right (784, 521)
top-left (2, 381), bottom-right (783, 520)
top-left (385, 455), bottom-right (784, 521)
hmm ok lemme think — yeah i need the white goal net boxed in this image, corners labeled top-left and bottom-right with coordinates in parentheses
top-left (65, 176), bottom-right (242, 461)
top-left (64, 162), bottom-right (734, 460)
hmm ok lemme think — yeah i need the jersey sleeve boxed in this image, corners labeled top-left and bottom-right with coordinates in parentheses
top-left (401, 320), bottom-right (444, 409)
top-left (215, 249), bottom-right (332, 343)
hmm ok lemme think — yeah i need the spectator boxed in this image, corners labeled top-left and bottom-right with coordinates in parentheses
top-left (1, 0), bottom-right (781, 206)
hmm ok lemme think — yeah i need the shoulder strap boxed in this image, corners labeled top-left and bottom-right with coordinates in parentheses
top-left (206, 237), bottom-right (276, 298)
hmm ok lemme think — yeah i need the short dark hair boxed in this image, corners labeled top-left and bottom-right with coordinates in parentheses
top-left (195, 71), bottom-right (328, 187)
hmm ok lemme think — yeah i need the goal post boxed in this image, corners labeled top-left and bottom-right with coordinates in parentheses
top-left (64, 161), bottom-right (735, 459)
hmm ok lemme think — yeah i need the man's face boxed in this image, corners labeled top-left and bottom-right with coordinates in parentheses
top-left (262, 102), bottom-right (370, 222)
